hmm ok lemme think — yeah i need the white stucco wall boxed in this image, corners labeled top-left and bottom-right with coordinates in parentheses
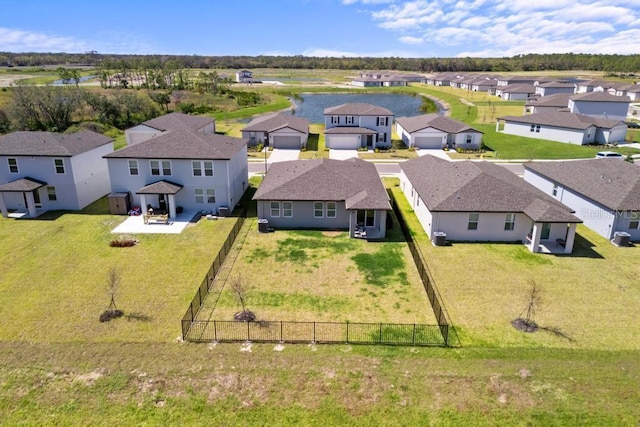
top-left (69, 143), bottom-right (113, 209)
top-left (502, 121), bottom-right (592, 145)
top-left (568, 100), bottom-right (629, 121)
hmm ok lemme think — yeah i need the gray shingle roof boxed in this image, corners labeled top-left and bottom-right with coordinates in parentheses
top-left (524, 160), bottom-right (640, 211)
top-left (570, 92), bottom-right (631, 103)
top-left (253, 158), bottom-right (390, 210)
top-left (242, 113), bottom-right (309, 134)
top-left (498, 83), bottom-right (536, 93)
top-left (105, 128), bottom-right (247, 160)
top-left (324, 127), bottom-right (377, 135)
top-left (136, 180), bottom-right (183, 195)
top-left (497, 111), bottom-right (623, 130)
top-left (0, 177), bottom-right (47, 192)
top-left (525, 93), bottom-right (572, 108)
top-left (140, 112), bottom-right (213, 131)
top-left (395, 114), bottom-right (482, 134)
top-left (0, 131), bottom-right (113, 157)
top-left (324, 103), bottom-right (393, 116)
top-left (400, 156), bottom-right (580, 223)
top-left (537, 81), bottom-right (576, 88)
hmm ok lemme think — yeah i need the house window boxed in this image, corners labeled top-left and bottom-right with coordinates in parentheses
top-left (7, 158), bottom-right (18, 174)
top-left (47, 186), bottom-right (57, 201)
top-left (326, 202), bottom-right (336, 218)
top-left (270, 201), bottom-right (280, 217)
top-left (357, 210), bottom-right (375, 227)
top-left (466, 135), bottom-right (473, 144)
top-left (504, 213), bottom-right (516, 231)
top-left (206, 189), bottom-right (215, 203)
top-left (331, 116), bottom-right (340, 124)
top-left (377, 117), bottom-right (388, 126)
top-left (151, 160), bottom-right (171, 176)
top-left (282, 201), bottom-right (293, 218)
top-left (552, 184), bottom-right (558, 197)
top-left (54, 158), bottom-right (65, 174)
top-left (195, 188), bottom-right (204, 204)
top-left (529, 124), bottom-right (540, 133)
top-left (192, 161), bottom-right (214, 177)
top-left (468, 213), bottom-right (479, 230)
top-left (314, 202), bottom-right (324, 218)
top-left (629, 212), bottom-right (639, 230)
top-left (377, 133), bottom-right (387, 142)
top-left (346, 116), bottom-right (354, 125)
top-left (128, 160), bottom-right (138, 176)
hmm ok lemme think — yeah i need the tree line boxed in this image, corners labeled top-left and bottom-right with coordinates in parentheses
top-left (1, 52), bottom-right (640, 73)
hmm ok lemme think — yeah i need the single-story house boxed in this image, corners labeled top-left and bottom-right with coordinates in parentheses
top-left (534, 81), bottom-right (576, 97)
top-left (574, 79), bottom-right (613, 93)
top-left (496, 76), bottom-right (538, 86)
top-left (495, 84), bottom-right (537, 100)
top-left (105, 128), bottom-right (248, 217)
top-left (324, 103), bottom-right (393, 150)
top-left (0, 131), bottom-right (113, 218)
top-left (125, 112), bottom-right (215, 146)
top-left (253, 158), bottom-right (390, 239)
top-left (524, 160), bottom-right (640, 241)
top-left (395, 114), bottom-right (483, 149)
top-left (496, 111), bottom-right (627, 145)
top-left (568, 92), bottom-right (631, 121)
top-left (524, 93), bottom-right (572, 114)
top-left (241, 113), bottom-right (309, 149)
top-left (399, 155), bottom-right (581, 254)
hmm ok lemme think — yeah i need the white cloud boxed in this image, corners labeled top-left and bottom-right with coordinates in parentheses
top-left (399, 36), bottom-right (423, 44)
top-left (302, 47), bottom-right (419, 57)
top-left (0, 27), bottom-right (88, 52)
top-left (342, 0), bottom-right (395, 4)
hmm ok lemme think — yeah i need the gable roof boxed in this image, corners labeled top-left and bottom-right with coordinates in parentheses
top-left (105, 128), bottom-right (247, 160)
top-left (139, 112), bottom-right (213, 132)
top-left (497, 83), bottom-right (536, 93)
top-left (324, 103), bottom-right (393, 116)
top-left (0, 177), bottom-right (47, 192)
top-left (537, 81), bottom-right (576, 88)
top-left (525, 93), bottom-right (572, 108)
top-left (136, 180), bottom-right (183, 195)
top-left (498, 111), bottom-right (623, 130)
top-left (570, 92), bottom-right (631, 103)
top-left (395, 114), bottom-right (482, 134)
top-left (400, 156), bottom-right (580, 223)
top-left (524, 160), bottom-right (640, 211)
top-left (242, 113), bottom-right (309, 134)
top-left (253, 158), bottom-right (390, 210)
top-left (0, 131), bottom-right (113, 157)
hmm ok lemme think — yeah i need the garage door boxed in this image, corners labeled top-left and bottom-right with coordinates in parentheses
top-left (414, 136), bottom-right (443, 149)
top-left (273, 135), bottom-right (301, 149)
top-left (327, 135), bottom-right (359, 149)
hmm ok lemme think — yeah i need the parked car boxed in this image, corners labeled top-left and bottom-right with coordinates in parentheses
top-left (595, 151), bottom-right (624, 159)
top-left (624, 121), bottom-right (640, 129)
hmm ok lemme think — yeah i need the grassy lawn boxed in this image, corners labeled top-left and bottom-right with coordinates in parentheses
top-left (199, 220), bottom-right (436, 325)
top-left (390, 185), bottom-right (640, 351)
top-left (0, 198), bottom-right (238, 343)
top-left (299, 124), bottom-right (329, 159)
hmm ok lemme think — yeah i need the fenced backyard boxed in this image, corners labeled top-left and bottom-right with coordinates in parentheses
top-left (181, 200), bottom-right (456, 347)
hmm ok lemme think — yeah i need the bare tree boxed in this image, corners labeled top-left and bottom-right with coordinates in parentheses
top-left (512, 279), bottom-right (543, 332)
top-left (100, 267), bottom-right (124, 322)
top-left (230, 275), bottom-right (255, 321)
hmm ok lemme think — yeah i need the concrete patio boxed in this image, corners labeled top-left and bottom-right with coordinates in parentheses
top-left (111, 210), bottom-right (200, 234)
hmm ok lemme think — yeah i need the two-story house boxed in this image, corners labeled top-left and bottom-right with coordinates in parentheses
top-left (0, 131), bottom-right (113, 218)
top-left (125, 112), bottom-right (215, 146)
top-left (104, 129), bottom-right (248, 217)
top-left (323, 103), bottom-right (393, 150)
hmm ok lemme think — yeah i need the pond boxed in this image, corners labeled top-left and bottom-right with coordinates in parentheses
top-left (283, 93), bottom-right (442, 124)
top-left (51, 75), bottom-right (96, 86)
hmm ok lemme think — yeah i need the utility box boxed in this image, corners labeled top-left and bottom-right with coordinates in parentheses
top-left (218, 206), bottom-right (230, 217)
top-left (432, 231), bottom-right (447, 246)
top-left (107, 192), bottom-right (132, 215)
top-left (258, 219), bottom-right (269, 233)
top-left (612, 231), bottom-right (631, 247)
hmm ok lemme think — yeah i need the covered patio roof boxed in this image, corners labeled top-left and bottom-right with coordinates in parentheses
top-left (136, 180), bottom-right (183, 195)
top-left (0, 177), bottom-right (47, 192)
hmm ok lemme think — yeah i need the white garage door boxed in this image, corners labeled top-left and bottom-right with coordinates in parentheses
top-left (273, 135), bottom-right (301, 149)
top-left (414, 136), bottom-right (442, 149)
top-left (327, 135), bottom-right (359, 149)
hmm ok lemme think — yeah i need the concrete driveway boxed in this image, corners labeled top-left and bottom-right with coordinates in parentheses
top-left (416, 149), bottom-right (451, 161)
top-left (329, 149), bottom-right (359, 160)
top-left (267, 148), bottom-right (300, 164)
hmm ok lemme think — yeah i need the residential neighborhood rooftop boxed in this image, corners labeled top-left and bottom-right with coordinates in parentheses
top-left (395, 114), bottom-right (482, 134)
top-left (242, 112), bottom-right (309, 134)
top-left (324, 103), bottom-right (393, 116)
top-left (570, 92), bottom-right (631, 102)
top-left (139, 112), bottom-right (214, 131)
top-left (0, 131), bottom-right (113, 157)
top-left (497, 111), bottom-right (623, 130)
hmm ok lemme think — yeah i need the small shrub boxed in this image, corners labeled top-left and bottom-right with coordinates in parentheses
top-left (110, 236), bottom-right (138, 247)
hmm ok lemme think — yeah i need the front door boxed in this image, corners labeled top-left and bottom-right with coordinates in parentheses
top-left (366, 135), bottom-right (373, 148)
top-left (24, 190), bottom-right (42, 209)
top-left (159, 194), bottom-right (167, 214)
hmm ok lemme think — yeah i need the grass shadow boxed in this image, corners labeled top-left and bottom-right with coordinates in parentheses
top-left (538, 325), bottom-right (575, 342)
top-left (125, 312), bottom-right (153, 322)
top-left (555, 233), bottom-right (603, 259)
top-left (306, 132), bottom-right (319, 152)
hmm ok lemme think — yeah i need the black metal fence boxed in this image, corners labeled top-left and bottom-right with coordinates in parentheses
top-left (181, 215), bottom-right (245, 339)
top-left (184, 320), bottom-right (446, 346)
top-left (389, 190), bottom-right (459, 347)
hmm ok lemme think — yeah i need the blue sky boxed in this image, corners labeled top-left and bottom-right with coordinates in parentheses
top-left (1, 0), bottom-right (639, 57)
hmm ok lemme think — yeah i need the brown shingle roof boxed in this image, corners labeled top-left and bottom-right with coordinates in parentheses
top-left (136, 180), bottom-right (183, 195)
top-left (498, 111), bottom-right (623, 130)
top-left (524, 160), bottom-right (640, 211)
top-left (140, 112), bottom-right (213, 131)
top-left (105, 129), bottom-right (247, 160)
top-left (253, 158), bottom-right (390, 210)
top-left (242, 113), bottom-right (309, 134)
top-left (400, 156), bottom-right (580, 223)
top-left (395, 114), bottom-right (482, 134)
top-left (324, 103), bottom-right (393, 116)
top-left (0, 131), bottom-right (113, 157)
top-left (0, 177), bottom-right (47, 192)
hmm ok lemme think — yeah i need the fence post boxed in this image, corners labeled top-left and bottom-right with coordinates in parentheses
top-left (346, 321), bottom-right (349, 343)
top-left (379, 323), bottom-right (382, 343)
top-left (280, 321), bottom-right (283, 342)
top-left (313, 322), bottom-right (316, 343)
top-left (247, 320), bottom-right (250, 341)
top-left (412, 324), bottom-right (416, 346)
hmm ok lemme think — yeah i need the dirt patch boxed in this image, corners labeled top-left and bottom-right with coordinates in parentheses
top-left (321, 231), bottom-right (343, 237)
top-left (74, 369), bottom-right (105, 386)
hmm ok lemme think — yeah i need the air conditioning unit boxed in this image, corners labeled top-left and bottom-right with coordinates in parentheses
top-left (432, 231), bottom-right (447, 246)
top-left (612, 231), bottom-right (631, 247)
top-left (218, 206), bottom-right (230, 217)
